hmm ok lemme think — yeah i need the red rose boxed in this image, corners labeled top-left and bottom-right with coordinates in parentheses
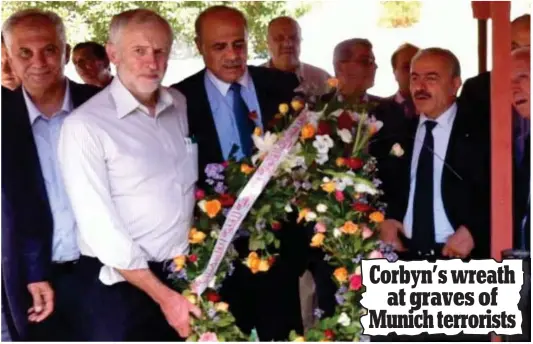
top-left (206, 291), bottom-right (221, 303)
top-left (324, 329), bottom-right (335, 340)
top-left (188, 254), bottom-right (198, 263)
top-left (346, 157), bottom-right (364, 170)
top-left (219, 194), bottom-right (236, 207)
top-left (353, 203), bottom-right (371, 213)
top-left (335, 190), bottom-right (345, 202)
top-left (271, 221), bottom-right (282, 231)
top-left (337, 111), bottom-right (355, 130)
top-left (350, 274), bottom-right (363, 291)
top-left (221, 161), bottom-right (229, 168)
top-left (195, 188), bottom-right (206, 200)
top-left (317, 121), bottom-right (332, 136)
top-left (268, 256), bottom-right (276, 266)
top-left (249, 111), bottom-right (258, 120)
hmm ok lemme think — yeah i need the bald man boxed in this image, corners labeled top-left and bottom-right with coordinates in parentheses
top-left (263, 16), bottom-right (330, 94)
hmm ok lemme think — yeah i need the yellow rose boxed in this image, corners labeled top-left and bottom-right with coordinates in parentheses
top-left (215, 302), bottom-right (229, 313)
top-left (205, 200), bottom-right (222, 219)
top-left (258, 259), bottom-right (270, 272)
top-left (189, 228), bottom-right (207, 244)
top-left (185, 294), bottom-right (197, 305)
top-left (321, 181), bottom-right (336, 194)
top-left (310, 233), bottom-right (325, 247)
top-left (300, 124), bottom-right (316, 140)
top-left (334, 267), bottom-right (349, 283)
top-left (241, 164), bottom-right (254, 175)
top-left (369, 211), bottom-right (385, 223)
top-left (246, 252), bottom-right (261, 274)
top-left (279, 103), bottom-right (290, 115)
top-left (291, 99), bottom-right (304, 112)
top-left (327, 77), bottom-right (339, 89)
top-left (173, 255), bottom-right (186, 271)
top-left (292, 336), bottom-right (306, 342)
top-left (341, 221), bottom-right (359, 235)
top-left (253, 127), bottom-right (262, 136)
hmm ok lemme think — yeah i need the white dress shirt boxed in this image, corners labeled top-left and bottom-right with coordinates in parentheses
top-left (403, 102), bottom-right (458, 243)
top-left (58, 77), bottom-right (197, 285)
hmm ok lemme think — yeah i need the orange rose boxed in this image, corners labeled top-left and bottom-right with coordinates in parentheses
top-left (341, 221), bottom-right (359, 235)
top-left (246, 252), bottom-right (261, 274)
top-left (297, 208), bottom-right (310, 223)
top-left (301, 124), bottom-right (316, 140)
top-left (241, 164), bottom-right (254, 175)
top-left (205, 200), bottom-right (222, 218)
top-left (189, 228), bottom-right (207, 244)
top-left (334, 267), bottom-right (348, 283)
top-left (336, 157), bottom-right (346, 167)
top-left (369, 211), bottom-right (385, 223)
top-left (310, 233), bottom-right (325, 247)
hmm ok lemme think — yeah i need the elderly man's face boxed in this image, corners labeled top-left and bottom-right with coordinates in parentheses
top-left (72, 47), bottom-right (108, 87)
top-left (1, 42), bottom-right (21, 90)
top-left (5, 18), bottom-right (67, 93)
top-left (107, 21), bottom-right (171, 95)
top-left (511, 55), bottom-right (530, 119)
top-left (267, 19), bottom-right (301, 70)
top-left (196, 12), bottom-right (248, 83)
top-left (410, 53), bottom-right (461, 119)
top-left (335, 44), bottom-right (377, 96)
top-left (394, 46), bottom-right (419, 95)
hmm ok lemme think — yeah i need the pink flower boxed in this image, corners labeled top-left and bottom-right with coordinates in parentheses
top-left (195, 188), bottom-right (206, 200)
top-left (335, 190), bottom-right (345, 202)
top-left (315, 222), bottom-right (327, 233)
top-left (349, 274), bottom-right (363, 290)
top-left (362, 227), bottom-right (373, 239)
top-left (199, 332), bottom-right (219, 342)
top-left (368, 250), bottom-right (383, 259)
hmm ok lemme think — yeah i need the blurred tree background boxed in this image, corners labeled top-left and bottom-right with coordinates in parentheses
top-left (378, 1), bottom-right (422, 28)
top-left (1, 0), bottom-right (311, 58)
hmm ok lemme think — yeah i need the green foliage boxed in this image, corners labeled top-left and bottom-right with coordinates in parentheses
top-left (378, 1), bottom-right (422, 28)
top-left (1, 0), bottom-right (311, 58)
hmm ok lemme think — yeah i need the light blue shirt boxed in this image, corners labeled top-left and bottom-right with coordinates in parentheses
top-left (204, 69), bottom-right (263, 160)
top-left (22, 82), bottom-right (80, 262)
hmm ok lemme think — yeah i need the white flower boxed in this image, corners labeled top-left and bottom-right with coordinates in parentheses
top-left (198, 200), bottom-right (207, 212)
top-left (342, 176), bottom-right (354, 187)
top-left (338, 312), bottom-right (351, 327)
top-left (333, 228), bottom-right (342, 238)
top-left (316, 204), bottom-right (328, 213)
top-left (322, 177), bottom-right (331, 183)
top-left (316, 153), bottom-right (329, 165)
top-left (368, 118), bottom-right (384, 133)
top-left (208, 278), bottom-right (216, 289)
top-left (317, 135), bottom-right (334, 148)
top-left (390, 143), bottom-right (404, 157)
top-left (305, 211), bottom-right (317, 222)
top-left (313, 140), bottom-right (330, 155)
top-left (337, 128), bottom-right (353, 143)
top-left (210, 230), bottom-right (219, 239)
top-left (252, 132), bottom-right (278, 165)
top-left (353, 182), bottom-right (378, 195)
top-left (284, 203), bottom-right (293, 213)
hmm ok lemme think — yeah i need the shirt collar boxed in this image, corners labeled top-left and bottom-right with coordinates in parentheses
top-left (419, 102), bottom-right (458, 131)
top-left (206, 68), bottom-right (250, 97)
top-left (23, 80), bottom-right (73, 124)
top-left (109, 76), bottom-right (173, 119)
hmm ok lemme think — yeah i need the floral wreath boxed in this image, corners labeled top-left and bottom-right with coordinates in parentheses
top-left (168, 79), bottom-right (398, 342)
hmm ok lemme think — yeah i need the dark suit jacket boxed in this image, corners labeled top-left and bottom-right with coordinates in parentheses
top-left (1, 81), bottom-right (99, 337)
top-left (373, 100), bottom-right (491, 258)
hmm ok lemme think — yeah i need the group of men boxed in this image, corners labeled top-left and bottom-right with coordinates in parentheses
top-left (0, 4), bottom-right (530, 342)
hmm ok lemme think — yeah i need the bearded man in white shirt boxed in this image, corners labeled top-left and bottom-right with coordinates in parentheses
top-left (57, 9), bottom-right (201, 341)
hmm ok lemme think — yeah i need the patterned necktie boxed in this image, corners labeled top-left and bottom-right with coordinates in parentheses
top-left (412, 120), bottom-right (438, 252)
top-left (230, 83), bottom-right (254, 157)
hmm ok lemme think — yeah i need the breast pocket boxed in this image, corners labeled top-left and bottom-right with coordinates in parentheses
top-left (176, 142), bottom-right (199, 195)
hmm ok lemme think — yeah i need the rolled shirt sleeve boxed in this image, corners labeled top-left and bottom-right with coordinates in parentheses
top-left (58, 116), bottom-right (148, 285)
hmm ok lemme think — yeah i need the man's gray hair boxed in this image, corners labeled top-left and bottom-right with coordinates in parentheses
top-left (333, 38), bottom-right (373, 65)
top-left (108, 9), bottom-right (174, 45)
top-left (2, 9), bottom-right (66, 48)
top-left (412, 47), bottom-right (462, 78)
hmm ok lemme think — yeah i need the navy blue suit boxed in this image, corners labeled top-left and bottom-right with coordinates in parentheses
top-left (1, 82), bottom-right (100, 340)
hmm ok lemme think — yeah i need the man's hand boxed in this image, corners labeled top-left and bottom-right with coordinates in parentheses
top-left (442, 225), bottom-right (475, 258)
top-left (158, 290), bottom-right (202, 338)
top-left (27, 282), bottom-right (54, 322)
top-left (378, 219), bottom-right (407, 252)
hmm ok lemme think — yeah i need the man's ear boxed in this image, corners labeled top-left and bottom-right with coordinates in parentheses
top-left (194, 37), bottom-right (203, 56)
top-left (106, 42), bottom-right (119, 66)
top-left (453, 76), bottom-right (462, 95)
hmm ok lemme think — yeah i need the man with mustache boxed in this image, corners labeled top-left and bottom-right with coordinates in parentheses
top-left (2, 9), bottom-right (100, 341)
top-left (263, 16), bottom-right (330, 94)
top-left (57, 9), bottom-right (201, 341)
top-left (172, 5), bottom-right (306, 340)
top-left (1, 35), bottom-right (21, 90)
top-left (71, 41), bottom-right (113, 88)
top-left (373, 48), bottom-right (491, 341)
top-left (333, 38), bottom-right (381, 104)
top-left (389, 43), bottom-right (420, 118)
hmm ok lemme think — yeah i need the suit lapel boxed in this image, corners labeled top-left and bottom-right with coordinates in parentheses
top-left (248, 67), bottom-right (277, 129)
